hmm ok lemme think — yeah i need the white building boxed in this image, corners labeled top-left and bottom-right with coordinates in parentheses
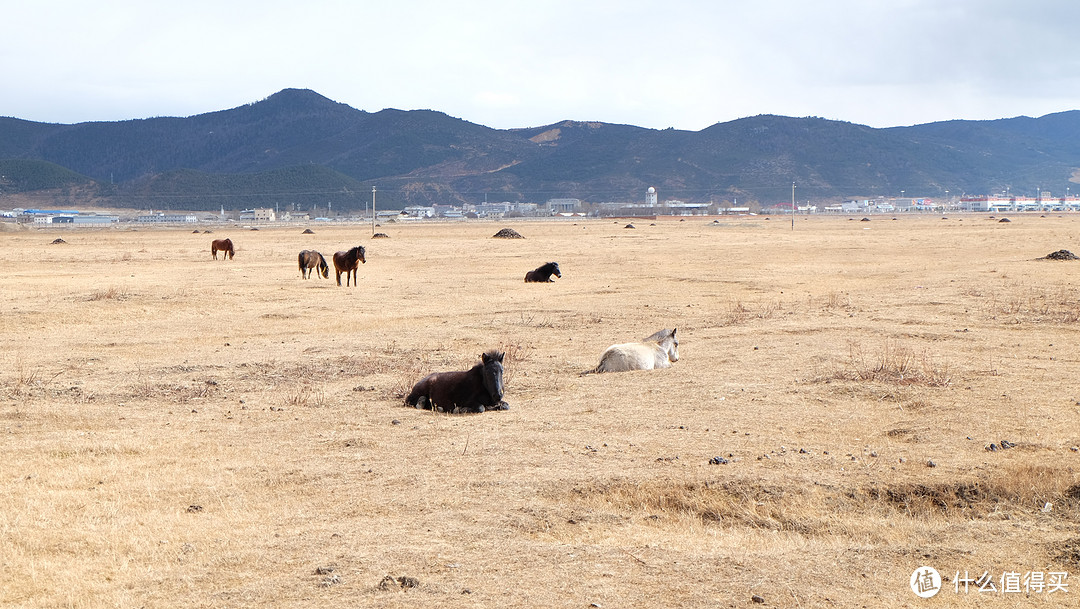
top-left (239, 208), bottom-right (276, 221)
top-left (546, 198), bottom-right (581, 214)
top-left (135, 213), bottom-right (198, 223)
top-left (401, 205), bottom-right (435, 218)
top-left (646, 187), bottom-right (658, 206)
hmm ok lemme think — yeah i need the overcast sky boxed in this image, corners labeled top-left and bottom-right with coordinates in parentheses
top-left (4, 1), bottom-right (1079, 131)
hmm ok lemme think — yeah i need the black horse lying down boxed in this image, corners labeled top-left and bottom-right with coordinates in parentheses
top-left (405, 350), bottom-right (510, 414)
top-left (524, 261), bottom-right (561, 283)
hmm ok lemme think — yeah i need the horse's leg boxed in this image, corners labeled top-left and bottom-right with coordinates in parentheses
top-left (405, 375), bottom-right (434, 408)
top-left (335, 271), bottom-right (342, 286)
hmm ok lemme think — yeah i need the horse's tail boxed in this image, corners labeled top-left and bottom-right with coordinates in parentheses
top-left (579, 360), bottom-right (603, 376)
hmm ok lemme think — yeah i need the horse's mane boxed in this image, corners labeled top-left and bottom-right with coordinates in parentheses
top-left (482, 350), bottom-right (505, 362)
top-left (643, 328), bottom-right (675, 343)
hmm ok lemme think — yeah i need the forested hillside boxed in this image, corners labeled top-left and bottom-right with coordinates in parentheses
top-left (2, 88), bottom-right (1078, 210)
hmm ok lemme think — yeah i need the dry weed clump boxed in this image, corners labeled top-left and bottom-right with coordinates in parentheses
top-left (721, 298), bottom-right (782, 325)
top-left (993, 285), bottom-right (1080, 323)
top-left (983, 283), bottom-right (1080, 324)
top-left (829, 340), bottom-right (951, 387)
top-left (569, 466), bottom-right (1080, 535)
top-left (282, 382), bottom-right (328, 408)
top-left (862, 464), bottom-right (1080, 518)
top-left (85, 286), bottom-right (131, 301)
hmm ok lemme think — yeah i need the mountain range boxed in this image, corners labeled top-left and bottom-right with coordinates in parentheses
top-left (1, 88), bottom-right (1079, 211)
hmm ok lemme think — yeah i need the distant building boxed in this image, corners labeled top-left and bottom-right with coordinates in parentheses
top-left (664, 200), bottom-right (710, 216)
top-left (135, 213), bottom-right (198, 223)
top-left (476, 202), bottom-right (515, 217)
top-left (401, 205), bottom-right (435, 218)
top-left (72, 215), bottom-right (119, 224)
top-left (546, 198), bottom-right (581, 214)
top-left (239, 208), bottom-right (276, 221)
top-left (646, 187), bottom-right (658, 207)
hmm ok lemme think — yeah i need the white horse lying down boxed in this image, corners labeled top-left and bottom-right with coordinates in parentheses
top-left (591, 328), bottom-right (679, 373)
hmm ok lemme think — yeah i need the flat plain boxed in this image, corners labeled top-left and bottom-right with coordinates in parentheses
top-left (2, 215), bottom-right (1080, 608)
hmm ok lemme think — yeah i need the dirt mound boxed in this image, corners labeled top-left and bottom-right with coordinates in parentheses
top-left (50, 238), bottom-right (67, 244)
top-left (302, 228), bottom-right (315, 234)
top-left (1043, 250), bottom-right (1079, 260)
top-left (493, 228), bottom-right (524, 239)
top-left (372, 233), bottom-right (390, 239)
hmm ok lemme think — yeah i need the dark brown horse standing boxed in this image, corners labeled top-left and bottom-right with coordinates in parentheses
top-left (332, 246), bottom-right (366, 286)
top-left (524, 261), bottom-right (561, 282)
top-left (298, 250), bottom-right (329, 279)
top-left (404, 350), bottom-right (509, 414)
top-left (211, 238), bottom-right (234, 260)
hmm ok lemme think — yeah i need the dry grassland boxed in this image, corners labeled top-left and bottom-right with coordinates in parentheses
top-left (2, 215), bottom-right (1080, 608)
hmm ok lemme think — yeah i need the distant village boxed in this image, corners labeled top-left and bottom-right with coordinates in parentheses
top-left (5, 187), bottom-right (1080, 225)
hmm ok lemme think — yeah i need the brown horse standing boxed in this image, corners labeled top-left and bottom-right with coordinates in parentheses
top-left (298, 250), bottom-right (329, 279)
top-left (332, 245), bottom-right (366, 286)
top-left (211, 238), bottom-right (234, 260)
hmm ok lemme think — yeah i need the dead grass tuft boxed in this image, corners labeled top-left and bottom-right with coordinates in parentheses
top-left (721, 298), bottom-right (782, 325)
top-left (282, 382), bottom-right (328, 408)
top-left (829, 339), bottom-right (951, 387)
top-left (569, 465), bottom-right (1079, 536)
top-left (86, 286), bottom-right (131, 301)
top-left (984, 283), bottom-right (1080, 323)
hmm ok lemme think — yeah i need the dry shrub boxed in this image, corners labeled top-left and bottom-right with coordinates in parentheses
top-left (501, 342), bottom-right (531, 385)
top-left (282, 383), bottom-right (327, 408)
top-left (985, 283), bottom-right (1080, 323)
top-left (722, 298), bottom-right (782, 325)
top-left (86, 286), bottom-right (131, 301)
top-left (6, 360), bottom-right (41, 398)
top-left (133, 380), bottom-right (219, 403)
top-left (832, 340), bottom-right (951, 387)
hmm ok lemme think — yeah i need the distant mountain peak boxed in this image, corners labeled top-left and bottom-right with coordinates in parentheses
top-left (249, 88), bottom-right (354, 115)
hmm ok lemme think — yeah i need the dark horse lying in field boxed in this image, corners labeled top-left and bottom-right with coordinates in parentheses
top-left (405, 350), bottom-right (510, 414)
top-left (211, 238), bottom-right (234, 260)
top-left (332, 246), bottom-right (366, 286)
top-left (524, 261), bottom-right (561, 283)
top-left (298, 250), bottom-right (329, 279)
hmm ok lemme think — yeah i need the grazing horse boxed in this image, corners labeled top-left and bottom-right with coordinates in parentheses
top-left (298, 250), bottom-right (329, 279)
top-left (525, 261), bottom-right (562, 283)
top-left (405, 350), bottom-right (510, 414)
top-left (332, 245), bottom-right (366, 286)
top-left (590, 328), bottom-right (679, 373)
top-left (211, 238), bottom-right (234, 260)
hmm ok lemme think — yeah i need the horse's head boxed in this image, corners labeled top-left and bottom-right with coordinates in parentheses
top-left (549, 262), bottom-right (562, 278)
top-left (646, 328), bottom-right (679, 363)
top-left (665, 328), bottom-right (679, 362)
top-left (480, 350), bottom-right (505, 402)
top-left (319, 259), bottom-right (329, 278)
top-left (355, 245), bottom-right (367, 264)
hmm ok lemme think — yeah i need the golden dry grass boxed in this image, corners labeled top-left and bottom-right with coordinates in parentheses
top-left (2, 215), bottom-right (1080, 607)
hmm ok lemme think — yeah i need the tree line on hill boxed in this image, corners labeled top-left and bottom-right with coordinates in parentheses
top-left (1, 88), bottom-right (1079, 211)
